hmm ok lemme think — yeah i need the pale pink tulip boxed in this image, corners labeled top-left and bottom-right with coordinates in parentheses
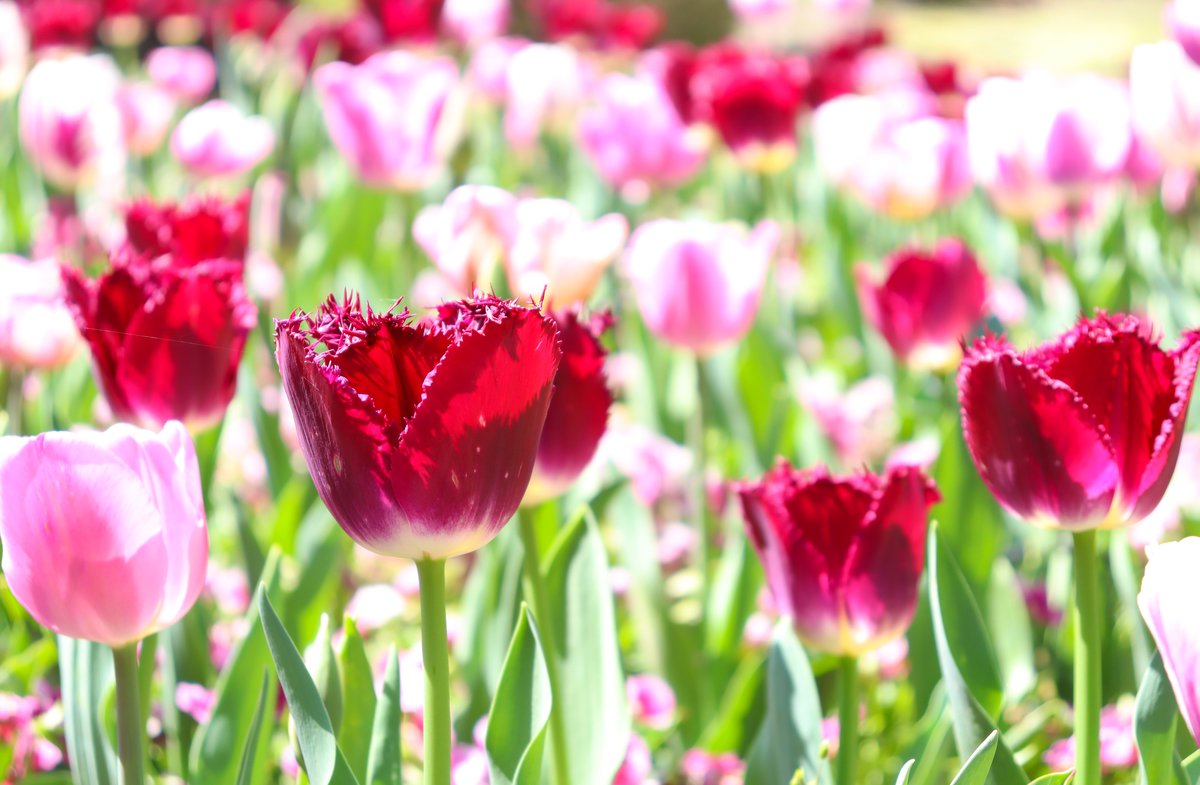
top-left (1043, 701), bottom-right (1138, 772)
top-left (800, 374), bottom-right (896, 467)
top-left (0, 255), bottom-right (80, 369)
top-left (171, 100), bottom-right (274, 178)
top-left (146, 46), bottom-right (217, 103)
top-left (441, 0), bottom-right (509, 46)
top-left (612, 735), bottom-right (652, 785)
top-left (506, 198), bottom-right (628, 307)
top-left (0, 1), bottom-right (28, 99)
top-left (579, 72), bottom-right (705, 193)
top-left (1130, 41), bottom-right (1200, 169)
top-left (626, 674), bottom-right (676, 730)
top-left (116, 82), bottom-right (177, 156)
top-left (18, 54), bottom-right (123, 191)
top-left (504, 43), bottom-right (590, 149)
top-left (0, 422), bottom-right (208, 647)
top-left (728, 0), bottom-right (793, 19)
top-left (314, 52), bottom-right (460, 190)
top-left (413, 184), bottom-right (518, 295)
top-left (623, 219), bottom-right (778, 354)
top-left (1168, 0), bottom-right (1200, 66)
top-left (467, 36), bottom-right (526, 102)
top-left (1139, 536), bottom-right (1200, 745)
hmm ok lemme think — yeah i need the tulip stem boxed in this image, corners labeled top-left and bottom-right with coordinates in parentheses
top-left (1072, 529), bottom-right (1102, 785)
top-left (4, 368), bottom-right (23, 436)
top-left (836, 655), bottom-right (859, 785)
top-left (517, 513), bottom-right (573, 785)
top-left (112, 644), bottom-right (146, 785)
top-left (689, 354), bottom-right (710, 586)
top-left (416, 558), bottom-right (452, 785)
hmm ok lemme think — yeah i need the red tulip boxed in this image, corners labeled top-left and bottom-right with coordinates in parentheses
top-left (22, 0), bottom-right (98, 51)
top-left (275, 293), bottom-right (562, 560)
top-left (364, 0), bottom-right (444, 42)
top-left (958, 313), bottom-right (1200, 530)
top-left (124, 193), bottom-right (250, 266)
top-left (738, 462), bottom-right (939, 655)
top-left (856, 238), bottom-right (987, 370)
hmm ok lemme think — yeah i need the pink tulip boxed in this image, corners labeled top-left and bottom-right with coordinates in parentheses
top-left (116, 82), bottom-right (176, 156)
top-left (504, 42), bottom-right (590, 149)
top-left (966, 74), bottom-right (1133, 218)
top-left (467, 36), bottom-right (526, 102)
top-left (506, 198), bottom-right (628, 308)
top-left (18, 54), bottom-right (123, 191)
top-left (1043, 702), bottom-right (1138, 772)
top-left (0, 1), bottom-right (28, 99)
top-left (1140, 537), bottom-right (1200, 745)
top-left (175, 682), bottom-right (216, 724)
top-left (413, 184), bottom-right (518, 295)
top-left (799, 374), bottom-right (896, 467)
top-left (0, 255), bottom-right (80, 369)
top-left (1168, 0), bottom-right (1200, 66)
top-left (623, 218), bottom-right (777, 354)
top-left (599, 418), bottom-right (693, 508)
top-left (314, 52), bottom-right (459, 190)
top-left (146, 46), bottom-right (217, 103)
top-left (171, 100), bottom-right (274, 178)
top-left (728, 0), bottom-right (793, 19)
top-left (626, 674), bottom-right (676, 729)
top-left (579, 71), bottom-right (705, 194)
top-left (0, 422), bottom-right (208, 647)
top-left (441, 0), bottom-right (509, 46)
top-left (1130, 41), bottom-right (1200, 169)
top-left (612, 734), bottom-right (653, 785)
top-left (681, 748), bottom-right (745, 784)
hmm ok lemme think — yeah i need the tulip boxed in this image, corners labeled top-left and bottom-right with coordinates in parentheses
top-left (18, 54), bottom-right (124, 191)
top-left (146, 46), bottom-right (217, 103)
top-left (0, 255), bottom-right (81, 370)
top-left (578, 72), bottom-right (706, 194)
top-left (170, 100), bottom-right (275, 179)
top-left (1043, 702), bottom-right (1138, 772)
top-left (412, 185), bottom-right (518, 295)
top-left (1138, 537), bottom-right (1200, 745)
top-left (0, 1), bottom-right (28, 99)
top-left (506, 198), bottom-right (628, 308)
top-left (22, 0), bottom-right (98, 52)
top-left (1130, 41), bottom-right (1200, 169)
top-left (441, 0), bottom-right (508, 45)
top-left (364, 0), bottom-right (444, 42)
top-left (467, 36), bottom-right (525, 101)
top-left (612, 735), bottom-right (652, 785)
top-left (1168, 0), bottom-right (1200, 66)
top-left (296, 13), bottom-right (385, 71)
top-left (62, 247), bottom-right (257, 430)
top-left (799, 375), bottom-right (896, 467)
top-left (728, 0), bottom-right (793, 19)
top-left (123, 193), bottom-right (250, 266)
top-left (314, 52), bottom-right (460, 190)
top-left (623, 218), bottom-right (777, 354)
top-left (116, 82), bottom-right (177, 157)
top-left (503, 42), bottom-right (590, 149)
top-left (856, 238), bottom-right (987, 370)
top-left (626, 674), bottom-right (676, 730)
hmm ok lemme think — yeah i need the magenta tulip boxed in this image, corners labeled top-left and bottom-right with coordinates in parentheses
top-left (146, 46), bottom-right (217, 104)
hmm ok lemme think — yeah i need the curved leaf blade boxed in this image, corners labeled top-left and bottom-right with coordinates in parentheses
top-left (486, 606), bottom-right (552, 785)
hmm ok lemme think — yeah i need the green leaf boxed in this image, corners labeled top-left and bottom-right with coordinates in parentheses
top-left (58, 637), bottom-right (117, 785)
top-left (234, 670), bottom-right (272, 785)
top-left (1135, 653), bottom-right (1189, 785)
top-left (986, 559), bottom-right (1035, 703)
top-left (338, 618), bottom-right (378, 782)
top-left (486, 606), bottom-right (553, 785)
top-left (1027, 773), bottom-right (1075, 784)
top-left (948, 730), bottom-right (998, 785)
top-left (543, 508), bottom-right (630, 785)
top-left (895, 760), bottom-right (915, 785)
top-left (365, 647), bottom-right (402, 785)
top-left (743, 622), bottom-right (828, 785)
top-left (259, 591), bottom-right (359, 785)
top-left (304, 614), bottom-right (343, 734)
top-left (928, 526), bottom-right (1026, 785)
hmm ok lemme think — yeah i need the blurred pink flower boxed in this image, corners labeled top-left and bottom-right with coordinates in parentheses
top-left (468, 36), bottom-right (526, 101)
top-left (1044, 701), bottom-right (1138, 771)
top-left (18, 53), bottom-right (124, 190)
top-left (1168, 0), bottom-right (1200, 66)
top-left (579, 72), bottom-right (705, 193)
top-left (1140, 538), bottom-right (1200, 745)
top-left (451, 745), bottom-right (490, 785)
top-left (505, 198), bottom-right (628, 308)
top-left (414, 184), bottom-right (517, 295)
top-left (1021, 580), bottom-right (1063, 626)
top-left (869, 635), bottom-right (910, 680)
top-left (205, 565), bottom-right (251, 616)
top-left (314, 52), bottom-right (460, 189)
top-left (117, 82), bottom-right (176, 156)
top-left (346, 583), bottom-right (407, 633)
top-left (1130, 41), bottom-right (1200, 169)
top-left (613, 734), bottom-right (654, 785)
top-left (171, 100), bottom-right (274, 178)
top-left (627, 674), bottom-right (676, 730)
top-left (656, 521), bottom-right (696, 570)
top-left (0, 1), bottom-right (28, 99)
top-left (147, 46), bottom-right (217, 103)
top-left (812, 0), bottom-right (871, 11)
top-left (441, 0), bottom-right (509, 46)
top-left (681, 748), bottom-right (744, 784)
top-left (0, 255), bottom-right (80, 369)
top-left (885, 437), bottom-right (940, 470)
top-left (728, 0), bottom-right (792, 19)
top-left (599, 418), bottom-right (692, 508)
top-left (741, 612), bottom-right (774, 648)
top-left (31, 737), bottom-right (63, 772)
top-left (504, 42), bottom-right (590, 149)
top-left (800, 374), bottom-right (896, 467)
top-left (623, 219), bottom-right (777, 354)
top-left (821, 716), bottom-right (840, 756)
top-left (175, 682), bottom-right (216, 725)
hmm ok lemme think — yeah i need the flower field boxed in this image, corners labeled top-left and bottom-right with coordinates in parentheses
top-left (3, 1), bottom-right (1200, 784)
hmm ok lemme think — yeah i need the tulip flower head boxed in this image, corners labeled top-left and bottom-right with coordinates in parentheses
top-left (738, 462), bottom-right (940, 656)
top-left (856, 238), bottom-right (988, 370)
top-left (503, 42), bottom-right (590, 149)
top-left (958, 314), bottom-right (1200, 531)
top-left (275, 293), bottom-right (562, 560)
top-left (0, 422), bottom-right (208, 647)
top-left (146, 46), bottom-right (217, 103)
top-left (1169, 0), bottom-right (1200, 66)
top-left (0, 1), bottom-right (28, 100)
top-left (412, 184), bottom-right (518, 295)
top-left (441, 0), bottom-right (509, 45)
top-left (171, 100), bottom-right (275, 178)
top-left (116, 82), bottom-right (177, 157)
top-left (0, 255), bottom-right (81, 370)
top-left (1139, 537), bottom-right (1200, 745)
top-left (1130, 41), bottom-right (1200, 169)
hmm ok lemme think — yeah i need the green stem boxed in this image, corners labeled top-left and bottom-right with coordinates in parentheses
top-left (689, 354), bottom-right (710, 588)
top-left (5, 368), bottom-right (24, 436)
top-left (836, 655), bottom-right (859, 785)
top-left (416, 559), bottom-right (452, 785)
top-left (517, 513), bottom-right (573, 785)
top-left (1072, 530), bottom-right (1102, 785)
top-left (112, 644), bottom-right (145, 785)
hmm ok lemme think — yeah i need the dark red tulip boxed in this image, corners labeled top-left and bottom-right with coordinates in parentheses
top-left (275, 293), bottom-right (562, 560)
top-left (22, 0), bottom-right (100, 51)
top-left (958, 313), bottom-right (1200, 530)
top-left (62, 251), bottom-right (256, 430)
top-left (600, 4), bottom-right (663, 50)
top-left (805, 26), bottom-right (887, 107)
top-left (296, 13), bottom-right (384, 70)
top-left (363, 0), bottom-right (444, 42)
top-left (526, 310), bottom-right (612, 503)
top-left (856, 238), bottom-right (988, 370)
top-left (651, 42), bottom-right (699, 124)
top-left (738, 462), bottom-right (939, 655)
top-left (214, 0), bottom-right (289, 38)
top-left (124, 193), bottom-right (250, 266)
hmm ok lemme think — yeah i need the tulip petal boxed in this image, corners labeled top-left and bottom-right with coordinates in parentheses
top-left (1139, 537), bottom-right (1200, 745)
top-left (61, 265), bottom-right (143, 418)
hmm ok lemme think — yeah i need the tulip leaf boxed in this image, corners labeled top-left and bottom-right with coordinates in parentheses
top-left (58, 636), bottom-right (118, 785)
top-left (1134, 653), bottom-right (1190, 785)
top-left (948, 730), bottom-right (997, 785)
top-left (486, 606), bottom-right (552, 785)
top-left (895, 759), bottom-right (915, 785)
top-left (542, 507), bottom-right (630, 785)
top-left (259, 591), bottom-right (360, 785)
top-left (234, 669), bottom-right (271, 785)
top-left (338, 618), bottom-right (378, 782)
top-left (1027, 773), bottom-right (1075, 785)
top-left (928, 526), bottom-right (1026, 785)
top-left (365, 646), bottom-right (402, 785)
top-left (743, 621), bottom-right (828, 785)
top-left (191, 549), bottom-right (283, 785)
top-left (986, 559), bottom-right (1036, 703)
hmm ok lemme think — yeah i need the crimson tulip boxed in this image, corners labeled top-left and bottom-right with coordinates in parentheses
top-left (123, 193), bottom-right (250, 265)
top-left (738, 461), bottom-right (939, 655)
top-left (275, 293), bottom-right (562, 560)
top-left (958, 313), bottom-right (1200, 530)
